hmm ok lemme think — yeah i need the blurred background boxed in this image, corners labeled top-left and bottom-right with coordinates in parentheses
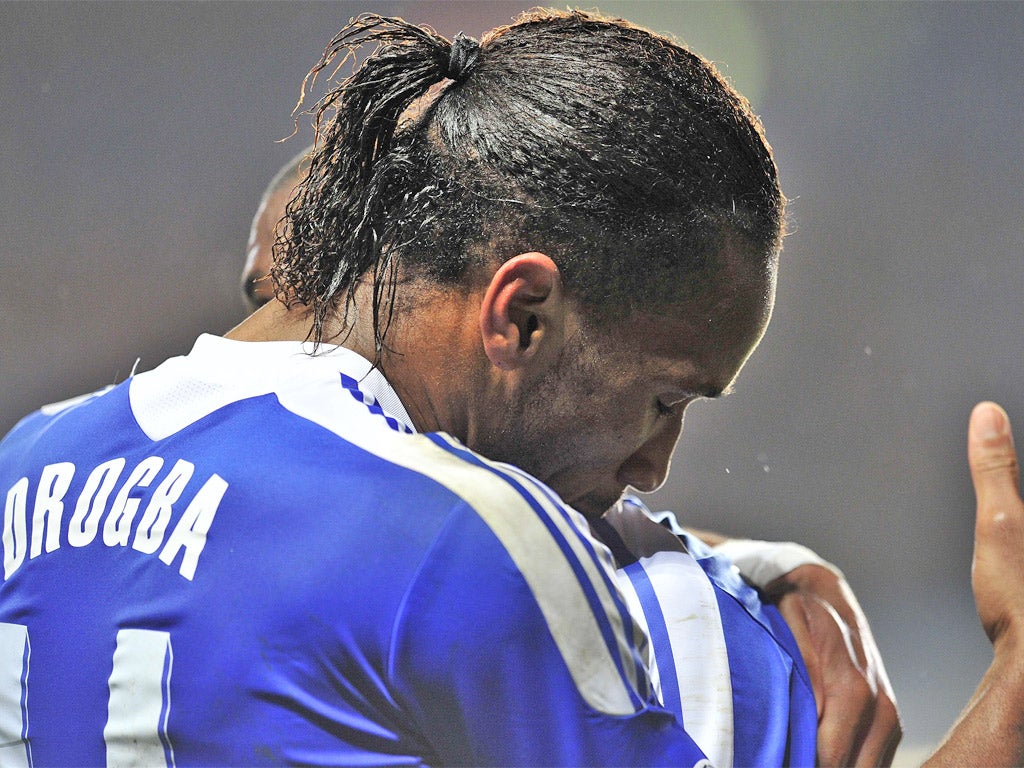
top-left (3, 1), bottom-right (1022, 762)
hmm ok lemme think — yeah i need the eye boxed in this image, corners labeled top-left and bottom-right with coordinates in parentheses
top-left (655, 398), bottom-right (674, 417)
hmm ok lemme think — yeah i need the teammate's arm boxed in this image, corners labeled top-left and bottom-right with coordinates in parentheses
top-left (766, 563), bottom-right (901, 766)
top-left (924, 402), bottom-right (1024, 766)
top-left (654, 518), bottom-right (902, 765)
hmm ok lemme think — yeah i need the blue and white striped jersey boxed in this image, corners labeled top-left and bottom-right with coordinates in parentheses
top-left (601, 500), bottom-right (817, 767)
top-left (0, 334), bottom-right (813, 766)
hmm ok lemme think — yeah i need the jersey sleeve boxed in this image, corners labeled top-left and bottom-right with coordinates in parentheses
top-left (711, 537), bottom-right (843, 589)
top-left (386, 499), bottom-right (712, 767)
top-left (646, 507), bottom-right (842, 590)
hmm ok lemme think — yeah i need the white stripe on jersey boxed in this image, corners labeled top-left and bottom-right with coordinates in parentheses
top-left (127, 335), bottom-right (648, 717)
top-left (495, 459), bottom-right (651, 700)
top-left (278, 384), bottom-right (645, 715)
top-left (614, 571), bottom-right (662, 701)
top-left (40, 387), bottom-right (113, 416)
top-left (0, 622), bottom-right (31, 768)
top-left (618, 550), bottom-right (734, 768)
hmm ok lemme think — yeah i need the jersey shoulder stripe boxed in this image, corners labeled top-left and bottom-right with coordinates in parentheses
top-left (425, 433), bottom-right (652, 707)
top-left (619, 550), bottom-right (735, 767)
top-left (620, 562), bottom-right (681, 722)
top-left (275, 370), bottom-right (651, 716)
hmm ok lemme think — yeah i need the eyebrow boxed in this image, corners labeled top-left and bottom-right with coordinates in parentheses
top-left (659, 378), bottom-right (732, 402)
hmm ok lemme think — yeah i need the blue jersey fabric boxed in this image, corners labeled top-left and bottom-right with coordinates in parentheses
top-left (598, 503), bottom-right (817, 768)
top-left (682, 532), bottom-right (817, 767)
top-left (0, 334), bottom-right (814, 766)
top-left (0, 336), bottom-right (699, 766)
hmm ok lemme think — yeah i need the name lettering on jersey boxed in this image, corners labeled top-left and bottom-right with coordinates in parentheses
top-left (2, 456), bottom-right (227, 581)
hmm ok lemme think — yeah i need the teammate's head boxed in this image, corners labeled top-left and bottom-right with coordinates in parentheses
top-left (274, 9), bottom-right (783, 348)
top-left (241, 149), bottom-right (310, 311)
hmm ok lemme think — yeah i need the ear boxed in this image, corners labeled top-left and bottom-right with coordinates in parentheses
top-left (479, 252), bottom-right (565, 371)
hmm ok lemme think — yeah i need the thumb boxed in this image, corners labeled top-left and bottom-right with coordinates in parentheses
top-left (967, 401), bottom-right (1024, 642)
top-left (968, 402), bottom-right (1020, 515)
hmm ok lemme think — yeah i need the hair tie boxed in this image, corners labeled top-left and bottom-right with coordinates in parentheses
top-left (447, 32), bottom-right (480, 83)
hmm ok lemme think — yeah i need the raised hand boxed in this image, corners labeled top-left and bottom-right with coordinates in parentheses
top-left (925, 402), bottom-right (1024, 766)
top-left (967, 401), bottom-right (1024, 644)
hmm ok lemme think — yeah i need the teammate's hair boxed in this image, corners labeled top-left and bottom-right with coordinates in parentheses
top-left (273, 9), bottom-right (784, 353)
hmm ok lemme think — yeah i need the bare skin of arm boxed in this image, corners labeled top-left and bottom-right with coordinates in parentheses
top-left (924, 402), bottom-right (1024, 767)
top-left (766, 564), bottom-right (901, 766)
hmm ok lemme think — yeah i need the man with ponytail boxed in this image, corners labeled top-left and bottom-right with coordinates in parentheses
top-left (241, 146), bottom-right (898, 766)
top-left (241, 149), bottom-right (901, 767)
top-left (1, 9), bottom-right (1022, 767)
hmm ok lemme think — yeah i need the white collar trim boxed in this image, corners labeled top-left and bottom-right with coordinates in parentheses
top-left (129, 334), bottom-right (415, 440)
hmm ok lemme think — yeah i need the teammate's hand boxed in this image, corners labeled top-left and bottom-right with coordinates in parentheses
top-left (767, 564), bottom-right (902, 767)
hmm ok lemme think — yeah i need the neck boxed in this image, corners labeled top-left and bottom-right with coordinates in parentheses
top-left (225, 286), bottom-right (483, 441)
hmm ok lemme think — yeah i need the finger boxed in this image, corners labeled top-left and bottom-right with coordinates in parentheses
top-left (817, 678), bottom-right (875, 767)
top-left (775, 592), bottom-right (825, 718)
top-left (968, 402), bottom-right (1024, 642)
top-left (878, 719), bottom-right (902, 768)
top-left (851, 692), bottom-right (901, 767)
top-left (830, 577), bottom-right (871, 671)
top-left (851, 637), bottom-right (902, 766)
top-left (968, 402), bottom-right (1019, 517)
top-left (810, 598), bottom-right (875, 767)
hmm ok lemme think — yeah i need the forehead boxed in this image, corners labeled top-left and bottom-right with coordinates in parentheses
top-left (596, 251), bottom-right (776, 395)
top-left (259, 186), bottom-right (294, 230)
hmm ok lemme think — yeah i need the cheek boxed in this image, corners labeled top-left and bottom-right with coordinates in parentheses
top-left (561, 411), bottom-right (647, 470)
top-left (526, 354), bottom-right (646, 470)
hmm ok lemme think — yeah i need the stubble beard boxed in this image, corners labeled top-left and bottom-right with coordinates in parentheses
top-left (476, 329), bottom-right (602, 506)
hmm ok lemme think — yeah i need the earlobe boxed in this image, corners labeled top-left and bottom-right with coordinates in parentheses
top-left (479, 252), bottom-right (563, 371)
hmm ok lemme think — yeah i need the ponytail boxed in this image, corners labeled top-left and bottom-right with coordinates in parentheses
top-left (273, 15), bottom-right (480, 354)
top-left (274, 9), bottom-right (782, 354)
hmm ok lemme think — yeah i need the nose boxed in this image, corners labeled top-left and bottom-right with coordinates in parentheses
top-left (242, 271), bottom-right (273, 310)
top-left (615, 410), bottom-right (686, 493)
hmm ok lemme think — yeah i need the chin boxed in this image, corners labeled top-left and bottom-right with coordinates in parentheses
top-left (568, 489), bottom-right (627, 520)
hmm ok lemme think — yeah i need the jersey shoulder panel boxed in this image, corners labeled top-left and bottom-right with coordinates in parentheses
top-left (275, 388), bottom-right (656, 720)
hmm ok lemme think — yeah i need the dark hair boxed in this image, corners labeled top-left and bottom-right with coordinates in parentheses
top-left (272, 9), bottom-right (784, 354)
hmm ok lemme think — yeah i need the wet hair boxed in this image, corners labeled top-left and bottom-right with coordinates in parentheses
top-left (272, 9), bottom-right (784, 353)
